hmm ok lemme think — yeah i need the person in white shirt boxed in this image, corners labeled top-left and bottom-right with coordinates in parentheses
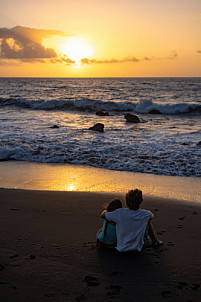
top-left (101, 189), bottom-right (163, 252)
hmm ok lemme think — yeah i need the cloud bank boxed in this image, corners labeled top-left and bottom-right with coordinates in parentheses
top-left (0, 26), bottom-right (140, 65)
top-left (0, 26), bottom-right (183, 68)
top-left (0, 26), bottom-right (64, 60)
top-left (50, 55), bottom-right (75, 65)
top-left (81, 56), bottom-right (139, 65)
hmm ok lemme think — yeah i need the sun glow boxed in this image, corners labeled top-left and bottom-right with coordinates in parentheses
top-left (68, 183), bottom-right (75, 191)
top-left (61, 37), bottom-right (93, 66)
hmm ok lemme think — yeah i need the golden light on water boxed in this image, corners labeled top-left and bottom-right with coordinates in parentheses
top-left (61, 37), bottom-right (93, 66)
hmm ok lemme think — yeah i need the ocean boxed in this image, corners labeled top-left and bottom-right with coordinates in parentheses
top-left (0, 77), bottom-right (201, 178)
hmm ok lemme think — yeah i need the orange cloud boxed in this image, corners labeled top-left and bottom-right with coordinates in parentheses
top-left (144, 56), bottom-right (153, 61)
top-left (81, 56), bottom-right (139, 64)
top-left (50, 55), bottom-right (75, 65)
top-left (0, 26), bottom-right (65, 60)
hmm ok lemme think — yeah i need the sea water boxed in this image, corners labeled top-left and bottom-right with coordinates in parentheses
top-left (0, 77), bottom-right (201, 177)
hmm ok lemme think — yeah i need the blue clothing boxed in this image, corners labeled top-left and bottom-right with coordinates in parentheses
top-left (98, 219), bottom-right (117, 245)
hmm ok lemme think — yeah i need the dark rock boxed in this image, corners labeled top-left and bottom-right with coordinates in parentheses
top-left (50, 125), bottom-right (59, 129)
top-left (32, 149), bottom-right (40, 155)
top-left (182, 142), bottom-right (189, 146)
top-left (149, 109), bottom-right (162, 114)
top-left (89, 123), bottom-right (104, 132)
top-left (96, 110), bottom-right (109, 116)
top-left (124, 113), bottom-right (140, 123)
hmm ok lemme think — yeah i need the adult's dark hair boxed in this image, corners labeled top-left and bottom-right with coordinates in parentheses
top-left (125, 189), bottom-right (143, 210)
top-left (104, 198), bottom-right (122, 212)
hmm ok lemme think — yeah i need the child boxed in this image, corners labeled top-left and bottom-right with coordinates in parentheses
top-left (96, 198), bottom-right (122, 248)
top-left (101, 189), bottom-right (163, 252)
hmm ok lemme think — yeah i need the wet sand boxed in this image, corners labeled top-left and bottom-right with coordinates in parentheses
top-left (0, 161), bottom-right (201, 202)
top-left (0, 188), bottom-right (201, 301)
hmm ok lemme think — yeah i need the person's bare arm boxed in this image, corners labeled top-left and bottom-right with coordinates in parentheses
top-left (101, 210), bottom-right (107, 219)
top-left (101, 210), bottom-right (116, 225)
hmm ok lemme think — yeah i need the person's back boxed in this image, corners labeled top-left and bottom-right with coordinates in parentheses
top-left (105, 207), bottom-right (153, 252)
top-left (103, 189), bottom-right (162, 252)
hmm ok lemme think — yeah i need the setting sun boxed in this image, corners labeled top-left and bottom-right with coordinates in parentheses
top-left (61, 37), bottom-right (93, 65)
top-left (0, 0), bottom-right (201, 77)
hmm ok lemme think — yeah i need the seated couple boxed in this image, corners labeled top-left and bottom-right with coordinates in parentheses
top-left (96, 189), bottom-right (163, 253)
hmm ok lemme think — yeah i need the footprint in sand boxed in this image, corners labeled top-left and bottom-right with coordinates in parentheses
top-left (178, 217), bottom-right (186, 220)
top-left (110, 271), bottom-right (120, 276)
top-left (44, 294), bottom-right (55, 298)
top-left (84, 275), bottom-right (100, 286)
top-left (176, 281), bottom-right (187, 289)
top-left (191, 283), bottom-right (200, 291)
top-left (0, 265), bottom-right (6, 271)
top-left (157, 230), bottom-right (166, 235)
top-left (30, 255), bottom-right (36, 259)
top-left (9, 254), bottom-right (19, 258)
top-left (83, 242), bottom-right (96, 250)
top-left (106, 284), bottom-right (122, 297)
top-left (167, 242), bottom-right (174, 246)
top-left (76, 294), bottom-right (86, 302)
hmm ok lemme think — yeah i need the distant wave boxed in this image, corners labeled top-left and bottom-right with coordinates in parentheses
top-left (133, 99), bottom-right (201, 115)
top-left (0, 97), bottom-right (200, 115)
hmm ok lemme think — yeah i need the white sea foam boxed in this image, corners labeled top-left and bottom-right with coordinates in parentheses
top-left (0, 96), bottom-right (200, 115)
top-left (0, 77), bottom-right (201, 177)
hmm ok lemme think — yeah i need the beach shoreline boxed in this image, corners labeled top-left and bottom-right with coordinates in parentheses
top-left (0, 188), bottom-right (201, 301)
top-left (1, 161), bottom-right (201, 203)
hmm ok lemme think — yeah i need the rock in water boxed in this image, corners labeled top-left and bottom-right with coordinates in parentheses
top-left (149, 109), bottom-right (162, 114)
top-left (124, 113), bottom-right (140, 123)
top-left (89, 123), bottom-right (104, 132)
top-left (96, 111), bottom-right (109, 116)
top-left (50, 125), bottom-right (60, 128)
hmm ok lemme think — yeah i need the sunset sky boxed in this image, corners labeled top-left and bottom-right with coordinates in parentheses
top-left (0, 0), bottom-right (201, 77)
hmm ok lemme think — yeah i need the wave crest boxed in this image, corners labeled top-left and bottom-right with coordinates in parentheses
top-left (0, 97), bottom-right (200, 115)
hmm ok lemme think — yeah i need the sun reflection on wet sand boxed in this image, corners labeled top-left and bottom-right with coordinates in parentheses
top-left (68, 183), bottom-right (75, 191)
top-left (0, 161), bottom-right (201, 203)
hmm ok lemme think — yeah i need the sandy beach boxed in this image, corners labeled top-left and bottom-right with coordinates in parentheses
top-left (0, 188), bottom-right (201, 302)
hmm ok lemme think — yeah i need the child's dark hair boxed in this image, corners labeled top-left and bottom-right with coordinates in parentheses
top-left (125, 189), bottom-right (143, 210)
top-left (104, 198), bottom-right (122, 212)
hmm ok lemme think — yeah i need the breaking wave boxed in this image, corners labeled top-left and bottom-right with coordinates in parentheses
top-left (0, 97), bottom-right (200, 115)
